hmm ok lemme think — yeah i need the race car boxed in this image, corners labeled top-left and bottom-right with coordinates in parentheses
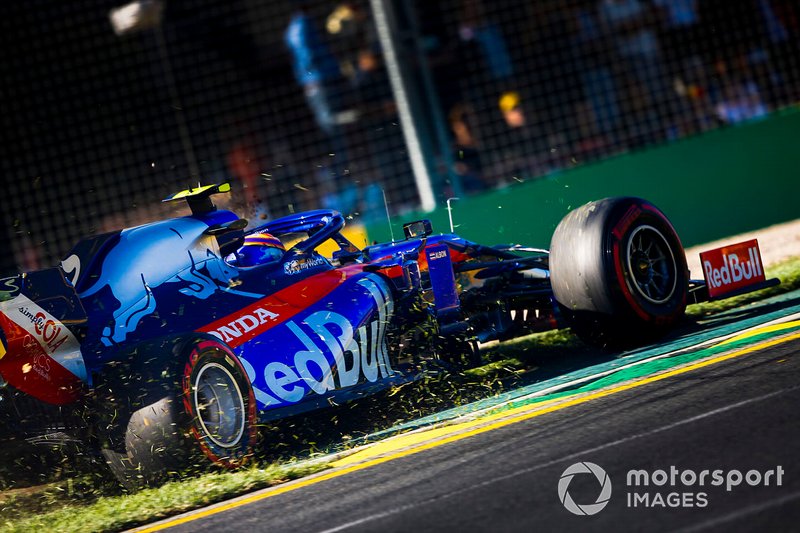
top-left (0, 184), bottom-right (777, 488)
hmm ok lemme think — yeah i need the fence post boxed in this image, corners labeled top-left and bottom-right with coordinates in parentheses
top-left (369, 0), bottom-right (441, 211)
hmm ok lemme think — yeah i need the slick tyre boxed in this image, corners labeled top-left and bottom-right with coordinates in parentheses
top-left (549, 197), bottom-right (688, 347)
top-left (93, 336), bottom-right (257, 490)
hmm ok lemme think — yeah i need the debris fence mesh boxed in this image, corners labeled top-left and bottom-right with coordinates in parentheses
top-left (2, 0), bottom-right (798, 274)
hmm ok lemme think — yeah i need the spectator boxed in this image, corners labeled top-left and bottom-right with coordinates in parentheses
top-left (598, 0), bottom-right (660, 61)
top-left (489, 91), bottom-right (556, 185)
top-left (573, 100), bottom-right (613, 161)
top-left (715, 76), bottom-right (769, 124)
top-left (449, 103), bottom-right (486, 194)
top-left (15, 235), bottom-right (42, 274)
top-left (227, 133), bottom-right (270, 225)
top-left (342, 15), bottom-right (414, 213)
top-left (672, 56), bottom-right (720, 135)
top-left (285, 1), bottom-right (351, 190)
top-left (285, 2), bottom-right (345, 136)
top-left (698, 0), bottom-right (765, 66)
top-left (652, 0), bottom-right (702, 78)
top-left (757, 0), bottom-right (800, 104)
top-left (598, 0), bottom-right (672, 143)
top-left (455, 0), bottom-right (519, 173)
top-left (570, 5), bottom-right (621, 140)
top-left (458, 0), bottom-right (514, 82)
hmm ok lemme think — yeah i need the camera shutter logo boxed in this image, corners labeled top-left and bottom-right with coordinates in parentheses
top-left (558, 462), bottom-right (612, 515)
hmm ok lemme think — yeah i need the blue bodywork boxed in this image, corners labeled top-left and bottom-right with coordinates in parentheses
top-left (51, 208), bottom-right (428, 421)
top-left (1, 186), bottom-right (561, 445)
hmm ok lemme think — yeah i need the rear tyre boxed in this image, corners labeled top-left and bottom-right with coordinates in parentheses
top-left (549, 197), bottom-right (688, 348)
top-left (93, 336), bottom-right (257, 490)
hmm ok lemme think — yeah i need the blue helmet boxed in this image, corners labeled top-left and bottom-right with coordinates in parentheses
top-left (232, 232), bottom-right (285, 267)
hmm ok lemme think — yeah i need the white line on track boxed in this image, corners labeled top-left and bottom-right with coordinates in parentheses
top-left (677, 490), bottom-right (800, 532)
top-left (315, 383), bottom-right (800, 533)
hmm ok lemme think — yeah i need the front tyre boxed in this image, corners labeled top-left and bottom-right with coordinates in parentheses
top-left (549, 197), bottom-right (688, 347)
top-left (182, 340), bottom-right (257, 466)
top-left (94, 337), bottom-right (257, 489)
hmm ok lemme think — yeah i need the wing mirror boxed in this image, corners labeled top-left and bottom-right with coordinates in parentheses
top-left (205, 218), bottom-right (248, 257)
top-left (403, 219), bottom-right (433, 240)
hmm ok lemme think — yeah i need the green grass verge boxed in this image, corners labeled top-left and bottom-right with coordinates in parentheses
top-left (0, 462), bottom-right (326, 533)
top-left (3, 256), bottom-right (799, 532)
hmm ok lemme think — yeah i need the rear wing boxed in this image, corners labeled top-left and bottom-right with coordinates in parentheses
top-left (0, 268), bottom-right (88, 404)
top-left (0, 268), bottom-right (88, 326)
top-left (0, 267), bottom-right (88, 361)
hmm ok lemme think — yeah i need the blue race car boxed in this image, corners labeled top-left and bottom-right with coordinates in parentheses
top-left (0, 184), bottom-right (776, 488)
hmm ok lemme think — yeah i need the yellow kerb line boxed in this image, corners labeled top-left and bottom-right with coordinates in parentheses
top-left (715, 319), bottom-right (800, 346)
top-left (134, 330), bottom-right (800, 533)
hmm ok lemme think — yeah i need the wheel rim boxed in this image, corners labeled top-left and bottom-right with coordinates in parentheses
top-left (625, 225), bottom-right (678, 305)
top-left (194, 362), bottom-right (246, 448)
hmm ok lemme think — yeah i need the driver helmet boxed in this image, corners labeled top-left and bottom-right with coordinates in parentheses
top-left (232, 232), bottom-right (285, 267)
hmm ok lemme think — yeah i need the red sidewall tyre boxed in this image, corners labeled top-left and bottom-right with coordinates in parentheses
top-left (181, 339), bottom-right (258, 468)
top-left (550, 197), bottom-right (688, 346)
top-left (94, 335), bottom-right (258, 489)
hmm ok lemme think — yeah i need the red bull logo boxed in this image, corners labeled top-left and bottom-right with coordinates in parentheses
top-left (700, 240), bottom-right (765, 299)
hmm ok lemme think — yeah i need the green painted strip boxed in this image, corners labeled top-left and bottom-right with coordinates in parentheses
top-left (501, 327), bottom-right (798, 413)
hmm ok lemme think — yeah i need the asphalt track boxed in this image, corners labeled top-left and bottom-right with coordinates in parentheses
top-left (137, 330), bottom-right (800, 532)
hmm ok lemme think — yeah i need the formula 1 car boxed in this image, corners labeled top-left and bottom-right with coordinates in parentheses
top-left (0, 184), bottom-right (777, 488)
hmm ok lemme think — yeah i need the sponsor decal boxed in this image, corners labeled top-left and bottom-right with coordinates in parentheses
top-left (700, 239), bottom-right (765, 299)
top-left (238, 275), bottom-right (395, 408)
top-left (209, 307), bottom-right (281, 344)
top-left (284, 256), bottom-right (327, 275)
top-left (0, 276), bottom-right (21, 302)
top-left (0, 293), bottom-right (86, 404)
top-left (612, 205), bottom-right (643, 239)
top-left (198, 268), bottom-right (355, 348)
top-left (61, 254), bottom-right (81, 285)
top-left (20, 334), bottom-right (52, 380)
top-left (0, 294), bottom-right (85, 381)
top-left (426, 245), bottom-right (460, 312)
top-left (17, 306), bottom-right (71, 352)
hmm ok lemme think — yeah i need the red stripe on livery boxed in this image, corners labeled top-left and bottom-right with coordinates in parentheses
top-left (377, 246), bottom-right (471, 279)
top-left (198, 265), bottom-right (364, 347)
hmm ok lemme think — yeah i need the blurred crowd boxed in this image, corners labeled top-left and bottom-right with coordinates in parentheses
top-left (282, 1), bottom-right (406, 224)
top-left (423, 0), bottom-right (800, 194)
top-left (256, 0), bottom-right (800, 215)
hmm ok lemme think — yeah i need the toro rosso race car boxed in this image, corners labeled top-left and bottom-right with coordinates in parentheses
top-left (0, 184), bottom-right (777, 488)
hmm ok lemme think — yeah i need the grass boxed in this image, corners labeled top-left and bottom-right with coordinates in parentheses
top-left (2, 256), bottom-right (799, 532)
top-left (0, 462), bottom-right (326, 533)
